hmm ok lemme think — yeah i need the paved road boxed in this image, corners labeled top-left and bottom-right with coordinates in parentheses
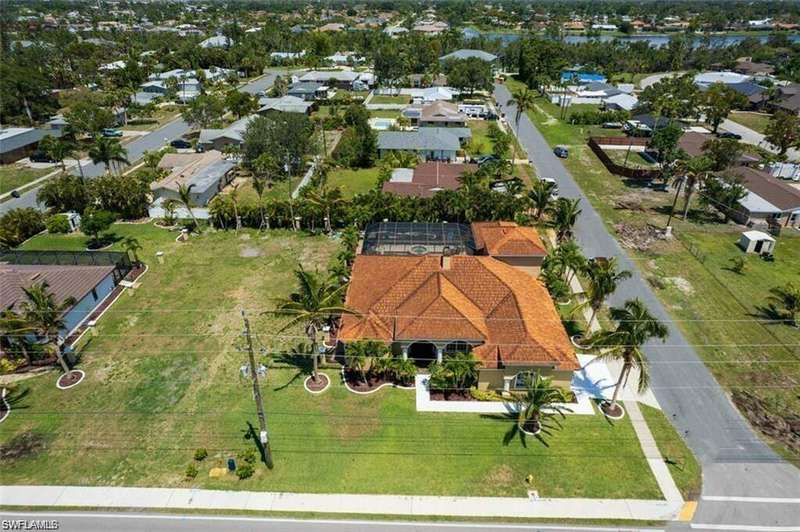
top-left (0, 72), bottom-right (277, 216)
top-left (495, 83), bottom-right (800, 531)
top-left (721, 117), bottom-right (800, 162)
top-left (0, 512), bottom-right (663, 532)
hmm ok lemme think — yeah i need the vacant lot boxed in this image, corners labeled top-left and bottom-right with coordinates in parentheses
top-left (728, 111), bottom-right (771, 134)
top-left (370, 94), bottom-right (411, 105)
top-left (508, 77), bottom-right (800, 461)
top-left (327, 167), bottom-right (381, 197)
top-left (0, 165), bottom-right (54, 196)
top-left (0, 224), bottom-right (698, 497)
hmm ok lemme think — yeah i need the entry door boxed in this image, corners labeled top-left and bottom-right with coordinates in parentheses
top-left (754, 240), bottom-right (764, 253)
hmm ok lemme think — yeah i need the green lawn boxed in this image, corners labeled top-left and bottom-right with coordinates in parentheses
top-left (1, 224), bottom-right (668, 498)
top-left (0, 165), bottom-right (54, 196)
top-left (369, 110), bottom-right (401, 119)
top-left (640, 405), bottom-right (702, 500)
top-left (506, 79), bottom-right (800, 462)
top-left (327, 167), bottom-right (381, 197)
top-left (332, 90), bottom-right (369, 100)
top-left (125, 106), bottom-right (182, 132)
top-left (728, 111), bottom-right (772, 134)
top-left (370, 94), bottom-right (411, 105)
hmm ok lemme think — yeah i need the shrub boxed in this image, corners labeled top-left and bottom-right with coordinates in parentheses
top-left (0, 357), bottom-right (23, 374)
top-left (45, 214), bottom-right (71, 234)
top-left (236, 462), bottom-right (255, 480)
top-left (567, 109), bottom-right (629, 125)
top-left (238, 448), bottom-right (258, 465)
top-left (0, 208), bottom-right (45, 248)
top-left (194, 448), bottom-right (208, 461)
top-left (469, 387), bottom-right (504, 401)
top-left (185, 463), bottom-right (198, 480)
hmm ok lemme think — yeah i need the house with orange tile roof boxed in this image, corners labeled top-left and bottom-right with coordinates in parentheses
top-left (338, 221), bottom-right (578, 394)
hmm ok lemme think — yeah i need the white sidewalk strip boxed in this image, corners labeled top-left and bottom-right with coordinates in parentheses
top-left (690, 524), bottom-right (800, 531)
top-left (0, 486), bottom-right (684, 521)
top-left (702, 496), bottom-right (800, 504)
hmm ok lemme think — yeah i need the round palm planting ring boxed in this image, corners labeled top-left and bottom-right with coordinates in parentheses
top-left (57, 369), bottom-right (85, 390)
top-left (599, 401), bottom-right (625, 420)
top-left (304, 372), bottom-right (330, 394)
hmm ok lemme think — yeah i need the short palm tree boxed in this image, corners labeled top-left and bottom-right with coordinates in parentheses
top-left (587, 299), bottom-right (668, 417)
top-left (89, 137), bottom-right (129, 175)
top-left (252, 176), bottom-right (269, 230)
top-left (0, 310), bottom-right (35, 367)
top-left (305, 184), bottom-right (344, 233)
top-left (767, 283), bottom-right (800, 327)
top-left (177, 183), bottom-right (200, 231)
top-left (547, 198), bottom-right (582, 243)
top-left (122, 236), bottom-right (142, 265)
top-left (551, 240), bottom-right (586, 286)
top-left (583, 257), bottom-right (632, 329)
top-left (20, 282), bottom-right (77, 375)
top-left (527, 179), bottom-right (555, 220)
top-left (273, 267), bottom-right (356, 382)
top-left (505, 371), bottom-right (572, 445)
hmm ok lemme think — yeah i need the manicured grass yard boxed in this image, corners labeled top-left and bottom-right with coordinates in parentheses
top-left (327, 167), bottom-right (381, 197)
top-left (0, 165), bottom-right (54, 195)
top-left (124, 105), bottom-right (182, 132)
top-left (727, 111), bottom-right (771, 134)
top-left (1, 224), bottom-right (673, 498)
top-left (369, 110), bottom-right (401, 119)
top-left (370, 94), bottom-right (411, 105)
top-left (640, 405), bottom-right (702, 500)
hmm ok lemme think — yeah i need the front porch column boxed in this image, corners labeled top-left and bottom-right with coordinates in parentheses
top-left (402, 345), bottom-right (408, 360)
top-left (503, 375), bottom-right (514, 393)
top-left (436, 346), bottom-right (443, 364)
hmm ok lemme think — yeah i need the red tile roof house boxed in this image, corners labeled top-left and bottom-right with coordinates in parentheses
top-left (337, 222), bottom-right (578, 394)
top-left (382, 162), bottom-right (477, 197)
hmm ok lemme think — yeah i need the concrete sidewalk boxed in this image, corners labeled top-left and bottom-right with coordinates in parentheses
top-left (0, 486), bottom-right (686, 521)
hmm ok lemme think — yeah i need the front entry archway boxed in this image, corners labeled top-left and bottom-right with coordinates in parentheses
top-left (407, 342), bottom-right (438, 367)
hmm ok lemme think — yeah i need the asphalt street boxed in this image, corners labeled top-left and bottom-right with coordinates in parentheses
top-left (0, 72), bottom-right (277, 216)
top-left (495, 82), bottom-right (800, 531)
top-left (0, 512), bottom-right (664, 532)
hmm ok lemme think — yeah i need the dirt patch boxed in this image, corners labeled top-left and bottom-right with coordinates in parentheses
top-left (732, 391), bottom-right (800, 456)
top-left (483, 464), bottom-right (516, 489)
top-left (306, 373), bottom-right (329, 391)
top-left (613, 223), bottom-right (664, 251)
top-left (0, 431), bottom-right (46, 460)
top-left (664, 277), bottom-right (694, 295)
top-left (239, 246), bottom-right (261, 258)
top-left (429, 390), bottom-right (473, 401)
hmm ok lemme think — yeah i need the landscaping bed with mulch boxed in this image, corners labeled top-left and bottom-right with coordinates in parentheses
top-left (305, 373), bottom-right (330, 392)
top-left (429, 390), bottom-right (473, 401)
top-left (342, 369), bottom-right (413, 392)
top-left (57, 370), bottom-right (84, 389)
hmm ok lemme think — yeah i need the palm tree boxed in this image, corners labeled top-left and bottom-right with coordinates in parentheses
top-left (549, 240), bottom-right (586, 287)
top-left (89, 137), bottom-right (129, 175)
top-left (674, 156), bottom-right (712, 220)
top-left (177, 183), bottom-right (200, 231)
top-left (583, 257), bottom-right (632, 330)
top-left (587, 299), bottom-right (668, 417)
top-left (20, 282), bottom-right (77, 375)
top-left (528, 179), bottom-right (555, 220)
top-left (305, 184), bottom-right (344, 233)
top-left (767, 283), bottom-right (800, 327)
top-left (508, 87), bottom-right (537, 129)
top-left (505, 371), bottom-right (572, 444)
top-left (547, 198), bottom-right (582, 243)
top-left (0, 310), bottom-right (35, 367)
top-left (273, 267), bottom-right (356, 382)
top-left (161, 198), bottom-right (180, 226)
top-left (252, 176), bottom-right (269, 230)
top-left (122, 236), bottom-right (142, 265)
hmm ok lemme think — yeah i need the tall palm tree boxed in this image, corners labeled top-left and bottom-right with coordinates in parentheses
top-left (89, 137), bottom-right (129, 175)
top-left (583, 257), bottom-right (632, 330)
top-left (305, 184), bottom-right (344, 233)
top-left (0, 310), bottom-right (35, 367)
top-left (177, 183), bottom-right (200, 231)
top-left (547, 198), bottom-right (582, 243)
top-left (252, 176), bottom-right (269, 230)
top-left (273, 267), bottom-right (356, 382)
top-left (122, 236), bottom-right (142, 265)
top-left (552, 239), bottom-right (586, 286)
top-left (674, 155), bottom-right (712, 220)
top-left (508, 87), bottom-right (537, 129)
top-left (505, 371), bottom-right (572, 444)
top-left (20, 282), bottom-right (77, 375)
top-left (527, 179), bottom-right (555, 221)
top-left (587, 299), bottom-right (668, 416)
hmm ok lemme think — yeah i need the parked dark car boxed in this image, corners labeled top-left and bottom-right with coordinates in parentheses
top-left (101, 128), bottom-right (123, 138)
top-left (29, 150), bottom-right (57, 163)
top-left (553, 146), bottom-right (569, 158)
top-left (718, 131), bottom-right (742, 140)
top-left (170, 139), bottom-right (192, 149)
top-left (475, 155), bottom-right (499, 165)
top-left (10, 190), bottom-right (21, 198)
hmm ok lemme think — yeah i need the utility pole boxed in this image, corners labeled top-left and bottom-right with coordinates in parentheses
top-left (241, 309), bottom-right (273, 468)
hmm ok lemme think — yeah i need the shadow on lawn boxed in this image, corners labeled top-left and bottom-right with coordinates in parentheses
top-left (480, 412), bottom-right (555, 448)
top-left (272, 342), bottom-right (313, 391)
top-left (244, 421), bottom-right (274, 469)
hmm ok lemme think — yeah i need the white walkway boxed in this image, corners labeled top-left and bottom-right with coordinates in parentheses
top-left (0, 486), bottom-right (686, 521)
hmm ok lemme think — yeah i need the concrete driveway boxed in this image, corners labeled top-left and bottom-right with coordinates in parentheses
top-left (495, 82), bottom-right (800, 532)
top-left (721, 117), bottom-right (800, 161)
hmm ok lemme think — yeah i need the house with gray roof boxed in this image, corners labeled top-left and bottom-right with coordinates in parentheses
top-left (0, 125), bottom-right (63, 164)
top-left (152, 150), bottom-right (235, 206)
top-left (439, 49), bottom-right (498, 63)
top-left (257, 95), bottom-right (313, 115)
top-left (377, 127), bottom-right (471, 162)
top-left (200, 35), bottom-right (233, 49)
top-left (288, 81), bottom-right (331, 101)
top-left (197, 115), bottom-right (258, 151)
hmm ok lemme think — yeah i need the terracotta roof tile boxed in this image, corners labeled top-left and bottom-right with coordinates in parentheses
top-left (339, 254), bottom-right (578, 370)
top-left (471, 222), bottom-right (547, 257)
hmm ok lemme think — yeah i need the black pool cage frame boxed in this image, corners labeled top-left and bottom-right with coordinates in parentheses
top-left (0, 250), bottom-right (133, 284)
top-left (361, 222), bottom-right (476, 256)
